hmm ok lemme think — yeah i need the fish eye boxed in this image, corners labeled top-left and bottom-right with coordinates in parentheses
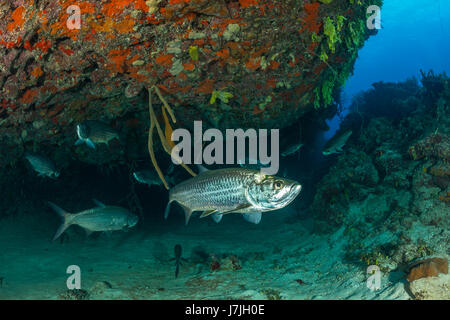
top-left (274, 181), bottom-right (283, 190)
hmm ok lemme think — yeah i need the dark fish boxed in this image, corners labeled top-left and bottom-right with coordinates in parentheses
top-left (322, 129), bottom-right (352, 155)
top-left (24, 152), bottom-right (60, 178)
top-left (75, 120), bottom-right (119, 149)
top-left (282, 124), bottom-right (304, 158)
top-left (281, 143), bottom-right (304, 157)
top-left (48, 199), bottom-right (138, 241)
top-left (165, 168), bottom-right (301, 225)
top-left (133, 169), bottom-right (166, 187)
top-left (173, 244), bottom-right (187, 278)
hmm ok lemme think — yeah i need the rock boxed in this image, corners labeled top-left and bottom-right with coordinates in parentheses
top-left (90, 281), bottom-right (113, 295)
top-left (0, 0), bottom-right (381, 168)
top-left (409, 273), bottom-right (450, 300)
top-left (409, 133), bottom-right (450, 162)
top-left (58, 289), bottom-right (90, 300)
top-left (220, 255), bottom-right (242, 271)
top-left (373, 146), bottom-right (403, 176)
top-left (407, 257), bottom-right (448, 282)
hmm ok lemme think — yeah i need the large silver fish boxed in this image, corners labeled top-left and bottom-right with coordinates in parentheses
top-left (48, 200), bottom-right (138, 241)
top-left (165, 168), bottom-right (301, 225)
top-left (24, 152), bottom-right (60, 178)
top-left (75, 120), bottom-right (119, 149)
top-left (322, 129), bottom-right (352, 155)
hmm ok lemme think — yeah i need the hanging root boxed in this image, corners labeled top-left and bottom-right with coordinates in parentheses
top-left (147, 86), bottom-right (196, 190)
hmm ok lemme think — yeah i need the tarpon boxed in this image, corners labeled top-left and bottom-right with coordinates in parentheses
top-left (48, 199), bottom-right (138, 240)
top-left (164, 168), bottom-right (301, 225)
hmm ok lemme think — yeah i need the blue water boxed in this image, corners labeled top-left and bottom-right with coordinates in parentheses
top-left (346, 0), bottom-right (450, 99)
top-left (326, 0), bottom-right (450, 138)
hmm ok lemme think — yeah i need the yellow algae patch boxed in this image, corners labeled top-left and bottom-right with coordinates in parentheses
top-left (146, 0), bottom-right (162, 15)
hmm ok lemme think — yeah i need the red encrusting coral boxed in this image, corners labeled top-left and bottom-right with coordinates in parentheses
top-left (0, 0), bottom-right (376, 169)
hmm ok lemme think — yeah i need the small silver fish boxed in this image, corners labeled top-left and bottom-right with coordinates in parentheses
top-left (24, 152), bottom-right (60, 178)
top-left (165, 168), bottom-right (301, 225)
top-left (48, 199), bottom-right (138, 241)
top-left (133, 170), bottom-right (165, 187)
top-left (75, 120), bottom-right (119, 149)
top-left (322, 129), bottom-right (353, 156)
top-left (281, 143), bottom-right (304, 157)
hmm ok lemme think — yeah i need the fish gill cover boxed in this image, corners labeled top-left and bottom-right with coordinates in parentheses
top-left (0, 0), bottom-right (380, 169)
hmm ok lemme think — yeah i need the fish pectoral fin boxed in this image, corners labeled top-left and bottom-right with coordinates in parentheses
top-left (86, 139), bottom-right (96, 149)
top-left (211, 212), bottom-right (223, 223)
top-left (242, 212), bottom-right (262, 224)
top-left (200, 209), bottom-right (218, 218)
top-left (92, 199), bottom-right (106, 208)
top-left (74, 139), bottom-right (84, 146)
top-left (220, 203), bottom-right (252, 215)
top-left (84, 229), bottom-right (94, 237)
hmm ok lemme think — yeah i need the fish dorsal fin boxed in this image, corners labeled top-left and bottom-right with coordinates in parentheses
top-left (196, 164), bottom-right (209, 174)
top-left (92, 199), bottom-right (106, 207)
top-left (200, 209), bottom-right (217, 218)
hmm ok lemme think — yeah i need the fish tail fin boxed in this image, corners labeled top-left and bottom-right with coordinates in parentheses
top-left (47, 201), bottom-right (72, 241)
top-left (166, 199), bottom-right (193, 225)
top-left (180, 204), bottom-right (193, 225)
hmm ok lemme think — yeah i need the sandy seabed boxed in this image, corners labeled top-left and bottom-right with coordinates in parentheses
top-left (0, 207), bottom-right (415, 300)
